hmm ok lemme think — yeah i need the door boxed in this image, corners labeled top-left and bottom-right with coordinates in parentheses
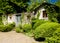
top-left (16, 15), bottom-right (21, 25)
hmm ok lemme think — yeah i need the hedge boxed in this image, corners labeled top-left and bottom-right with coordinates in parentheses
top-left (33, 20), bottom-right (49, 29)
top-left (34, 22), bottom-right (60, 39)
top-left (22, 24), bottom-right (32, 33)
top-left (46, 27), bottom-right (60, 43)
top-left (0, 23), bottom-right (15, 32)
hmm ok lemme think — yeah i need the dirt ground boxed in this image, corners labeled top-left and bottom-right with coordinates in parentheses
top-left (0, 31), bottom-right (40, 43)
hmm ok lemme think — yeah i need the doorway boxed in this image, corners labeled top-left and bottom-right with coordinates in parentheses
top-left (16, 14), bottom-right (21, 25)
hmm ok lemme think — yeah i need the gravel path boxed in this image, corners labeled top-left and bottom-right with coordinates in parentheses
top-left (0, 31), bottom-right (39, 43)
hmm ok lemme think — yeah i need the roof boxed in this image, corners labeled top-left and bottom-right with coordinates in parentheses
top-left (34, 2), bottom-right (60, 15)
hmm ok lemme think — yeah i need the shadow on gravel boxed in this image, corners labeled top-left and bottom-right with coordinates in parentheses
top-left (34, 37), bottom-right (45, 42)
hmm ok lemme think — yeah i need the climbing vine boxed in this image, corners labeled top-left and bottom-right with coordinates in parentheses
top-left (45, 5), bottom-right (59, 22)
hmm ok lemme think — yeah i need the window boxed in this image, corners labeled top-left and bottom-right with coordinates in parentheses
top-left (43, 11), bottom-right (47, 18)
top-left (10, 16), bottom-right (12, 19)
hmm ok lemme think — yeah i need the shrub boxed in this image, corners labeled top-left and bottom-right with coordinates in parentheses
top-left (18, 24), bottom-right (22, 29)
top-left (46, 37), bottom-right (60, 43)
top-left (25, 30), bottom-right (34, 37)
top-left (15, 24), bottom-right (24, 33)
top-left (0, 25), bottom-right (5, 31)
top-left (16, 27), bottom-right (22, 33)
top-left (34, 22), bottom-right (60, 39)
top-left (0, 15), bottom-right (3, 25)
top-left (46, 28), bottom-right (60, 43)
top-left (22, 24), bottom-right (32, 33)
top-left (53, 28), bottom-right (60, 38)
top-left (33, 20), bottom-right (49, 29)
top-left (31, 17), bottom-right (38, 27)
top-left (0, 23), bottom-right (15, 32)
top-left (9, 22), bottom-right (15, 27)
top-left (3, 24), bottom-right (13, 32)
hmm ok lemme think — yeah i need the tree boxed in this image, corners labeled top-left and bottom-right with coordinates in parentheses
top-left (0, 0), bottom-right (29, 14)
top-left (27, 0), bottom-right (50, 12)
top-left (55, 0), bottom-right (60, 7)
top-left (27, 0), bottom-right (41, 12)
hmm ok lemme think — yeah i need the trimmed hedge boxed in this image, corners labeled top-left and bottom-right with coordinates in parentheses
top-left (34, 22), bottom-right (60, 39)
top-left (0, 23), bottom-right (15, 32)
top-left (53, 28), bottom-right (60, 38)
top-left (16, 27), bottom-right (23, 33)
top-left (22, 24), bottom-right (32, 33)
top-left (46, 28), bottom-right (60, 43)
top-left (33, 20), bottom-right (49, 29)
top-left (15, 24), bottom-right (23, 33)
top-left (0, 25), bottom-right (5, 31)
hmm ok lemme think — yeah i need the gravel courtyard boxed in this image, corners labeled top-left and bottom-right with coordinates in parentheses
top-left (0, 31), bottom-right (40, 43)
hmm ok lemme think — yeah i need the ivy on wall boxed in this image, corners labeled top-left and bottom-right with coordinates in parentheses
top-left (37, 11), bottom-right (40, 19)
top-left (45, 5), bottom-right (59, 22)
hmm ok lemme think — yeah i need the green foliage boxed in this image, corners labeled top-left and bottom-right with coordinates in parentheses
top-left (45, 5), bottom-right (59, 22)
top-left (46, 28), bottom-right (60, 43)
top-left (27, 0), bottom-right (41, 12)
top-left (0, 15), bottom-right (3, 25)
top-left (46, 37), bottom-right (60, 43)
top-left (37, 11), bottom-right (40, 19)
top-left (51, 17), bottom-right (58, 22)
top-left (0, 0), bottom-right (29, 14)
top-left (18, 24), bottom-right (22, 29)
top-left (55, 0), bottom-right (60, 7)
top-left (48, 12), bottom-right (58, 22)
top-left (22, 24), bottom-right (32, 33)
top-left (25, 30), bottom-right (34, 37)
top-left (34, 22), bottom-right (60, 39)
top-left (0, 0), bottom-right (59, 14)
top-left (57, 13), bottom-right (60, 23)
top-left (53, 28), bottom-right (60, 37)
top-left (0, 25), bottom-right (5, 31)
top-left (0, 0), bottom-right (16, 14)
top-left (33, 20), bottom-right (49, 29)
top-left (0, 23), bottom-right (15, 32)
top-left (16, 23), bottom-right (32, 33)
top-left (16, 27), bottom-right (22, 33)
top-left (10, 22), bottom-right (15, 27)
top-left (16, 24), bottom-right (23, 33)
top-left (20, 13), bottom-right (24, 23)
top-left (31, 17), bottom-right (39, 28)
